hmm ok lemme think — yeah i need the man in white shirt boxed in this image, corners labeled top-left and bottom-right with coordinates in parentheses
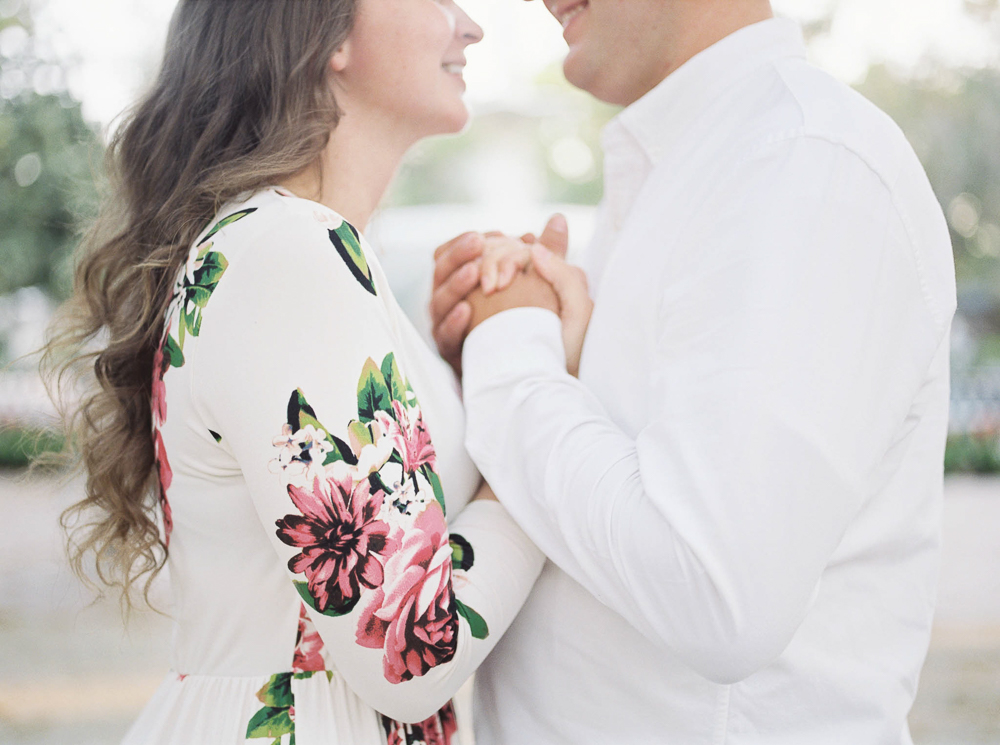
top-left (430, 1), bottom-right (957, 742)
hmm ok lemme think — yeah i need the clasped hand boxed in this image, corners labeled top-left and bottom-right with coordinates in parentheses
top-left (430, 215), bottom-right (593, 378)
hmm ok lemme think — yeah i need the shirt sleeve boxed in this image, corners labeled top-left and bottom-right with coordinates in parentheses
top-left (192, 205), bottom-right (544, 723)
top-left (461, 136), bottom-right (953, 684)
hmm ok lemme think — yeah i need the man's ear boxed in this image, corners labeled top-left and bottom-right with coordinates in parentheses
top-left (330, 40), bottom-right (350, 73)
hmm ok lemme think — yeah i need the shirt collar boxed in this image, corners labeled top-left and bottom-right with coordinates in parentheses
top-left (602, 17), bottom-right (807, 165)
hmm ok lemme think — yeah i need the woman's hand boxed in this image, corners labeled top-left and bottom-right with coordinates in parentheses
top-left (529, 244), bottom-right (593, 377)
top-left (479, 234), bottom-right (532, 295)
top-left (429, 215), bottom-right (571, 378)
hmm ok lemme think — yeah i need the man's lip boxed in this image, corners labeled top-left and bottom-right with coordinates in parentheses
top-left (552, 0), bottom-right (587, 29)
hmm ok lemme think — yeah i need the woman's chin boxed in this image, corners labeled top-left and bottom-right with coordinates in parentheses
top-left (432, 103), bottom-right (471, 136)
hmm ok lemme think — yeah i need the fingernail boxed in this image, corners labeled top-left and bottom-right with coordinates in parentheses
top-left (550, 214), bottom-right (567, 233)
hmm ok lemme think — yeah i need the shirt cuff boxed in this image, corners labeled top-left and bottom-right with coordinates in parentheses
top-left (461, 307), bottom-right (566, 397)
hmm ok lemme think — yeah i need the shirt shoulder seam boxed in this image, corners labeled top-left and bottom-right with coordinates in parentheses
top-left (731, 129), bottom-right (948, 334)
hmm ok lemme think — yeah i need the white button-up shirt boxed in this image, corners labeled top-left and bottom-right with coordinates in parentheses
top-left (462, 18), bottom-right (957, 745)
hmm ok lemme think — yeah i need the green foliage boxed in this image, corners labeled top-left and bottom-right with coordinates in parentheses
top-left (385, 65), bottom-right (617, 208)
top-left (944, 431), bottom-right (1000, 474)
top-left (857, 65), bottom-right (1000, 337)
top-left (0, 426), bottom-right (64, 468)
top-left (0, 7), bottom-right (102, 301)
top-left (0, 94), bottom-right (101, 299)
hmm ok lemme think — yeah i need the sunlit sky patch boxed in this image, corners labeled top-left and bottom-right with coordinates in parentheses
top-left (14, 0), bottom-right (1000, 127)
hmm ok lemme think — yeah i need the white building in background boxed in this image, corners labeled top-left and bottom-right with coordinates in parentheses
top-left (0, 286), bottom-right (57, 425)
top-left (368, 203), bottom-right (596, 342)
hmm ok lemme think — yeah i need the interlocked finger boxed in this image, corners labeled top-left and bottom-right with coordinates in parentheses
top-left (481, 235), bottom-right (532, 294)
top-left (433, 232), bottom-right (484, 288)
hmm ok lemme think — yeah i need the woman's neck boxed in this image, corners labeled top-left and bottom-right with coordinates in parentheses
top-left (281, 110), bottom-right (414, 229)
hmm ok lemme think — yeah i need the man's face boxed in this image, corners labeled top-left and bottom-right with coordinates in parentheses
top-left (542, 0), bottom-right (677, 106)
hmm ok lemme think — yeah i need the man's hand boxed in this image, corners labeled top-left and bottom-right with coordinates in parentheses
top-left (430, 215), bottom-right (569, 376)
top-left (530, 243), bottom-right (593, 377)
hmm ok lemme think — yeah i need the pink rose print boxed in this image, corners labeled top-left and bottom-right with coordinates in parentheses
top-left (381, 701), bottom-right (458, 745)
top-left (292, 605), bottom-right (326, 673)
top-left (276, 473), bottom-right (394, 615)
top-left (356, 503), bottom-right (458, 683)
top-left (151, 344), bottom-right (168, 427)
top-left (153, 429), bottom-right (173, 544)
top-left (151, 342), bottom-right (173, 545)
top-left (375, 401), bottom-right (436, 476)
top-left (292, 603), bottom-right (326, 674)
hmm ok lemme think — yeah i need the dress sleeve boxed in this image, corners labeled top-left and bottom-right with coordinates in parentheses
top-left (190, 205), bottom-right (544, 723)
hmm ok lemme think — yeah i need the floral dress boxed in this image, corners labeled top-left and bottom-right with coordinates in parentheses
top-left (124, 188), bottom-right (545, 745)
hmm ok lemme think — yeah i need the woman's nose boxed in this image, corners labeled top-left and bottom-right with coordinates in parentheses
top-left (454, 4), bottom-right (484, 45)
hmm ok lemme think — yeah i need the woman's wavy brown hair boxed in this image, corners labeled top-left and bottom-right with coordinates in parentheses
top-left (41, 0), bottom-right (357, 610)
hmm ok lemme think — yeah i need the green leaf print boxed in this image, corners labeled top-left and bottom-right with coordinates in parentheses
top-left (286, 389), bottom-right (355, 465)
top-left (174, 246), bottom-right (229, 349)
top-left (256, 673), bottom-right (294, 709)
top-left (209, 430), bottom-right (222, 443)
top-left (449, 534), bottom-right (475, 572)
top-left (456, 599), bottom-right (490, 640)
top-left (380, 353), bottom-right (407, 405)
top-left (357, 358), bottom-right (393, 423)
top-left (197, 207), bottom-right (257, 246)
top-left (423, 464), bottom-right (447, 514)
top-left (246, 672), bottom-right (295, 743)
top-left (193, 246), bottom-right (229, 287)
top-left (294, 581), bottom-right (355, 618)
top-left (162, 334), bottom-right (185, 368)
top-left (348, 420), bottom-right (373, 449)
top-left (328, 222), bottom-right (376, 296)
top-left (245, 707), bottom-right (293, 742)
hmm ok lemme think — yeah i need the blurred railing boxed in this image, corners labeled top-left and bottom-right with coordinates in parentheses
top-left (0, 368), bottom-right (56, 427)
top-left (951, 366), bottom-right (1000, 434)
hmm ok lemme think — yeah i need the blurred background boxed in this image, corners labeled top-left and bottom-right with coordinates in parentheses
top-left (0, 0), bottom-right (998, 743)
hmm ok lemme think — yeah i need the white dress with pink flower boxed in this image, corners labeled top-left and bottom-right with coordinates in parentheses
top-left (126, 188), bottom-right (545, 745)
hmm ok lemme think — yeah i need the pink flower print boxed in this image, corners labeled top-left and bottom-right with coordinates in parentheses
top-left (292, 604), bottom-right (326, 674)
top-left (151, 339), bottom-right (173, 544)
top-left (276, 473), bottom-right (394, 615)
top-left (269, 424), bottom-right (333, 484)
top-left (151, 343), bottom-right (167, 427)
top-left (439, 701), bottom-right (458, 745)
top-left (375, 401), bottom-right (437, 476)
top-left (381, 702), bottom-right (458, 745)
top-left (153, 428), bottom-right (173, 545)
top-left (356, 502), bottom-right (458, 683)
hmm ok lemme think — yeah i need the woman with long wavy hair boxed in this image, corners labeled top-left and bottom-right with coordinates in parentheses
top-left (42, 1), bottom-right (549, 742)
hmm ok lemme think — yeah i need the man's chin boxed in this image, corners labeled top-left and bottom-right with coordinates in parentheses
top-left (563, 58), bottom-right (622, 106)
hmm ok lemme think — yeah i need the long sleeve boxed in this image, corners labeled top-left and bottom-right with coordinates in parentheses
top-left (189, 202), bottom-right (544, 723)
top-left (461, 136), bottom-right (955, 684)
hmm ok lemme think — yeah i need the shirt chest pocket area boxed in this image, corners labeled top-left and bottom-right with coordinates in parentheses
top-left (578, 248), bottom-right (664, 437)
